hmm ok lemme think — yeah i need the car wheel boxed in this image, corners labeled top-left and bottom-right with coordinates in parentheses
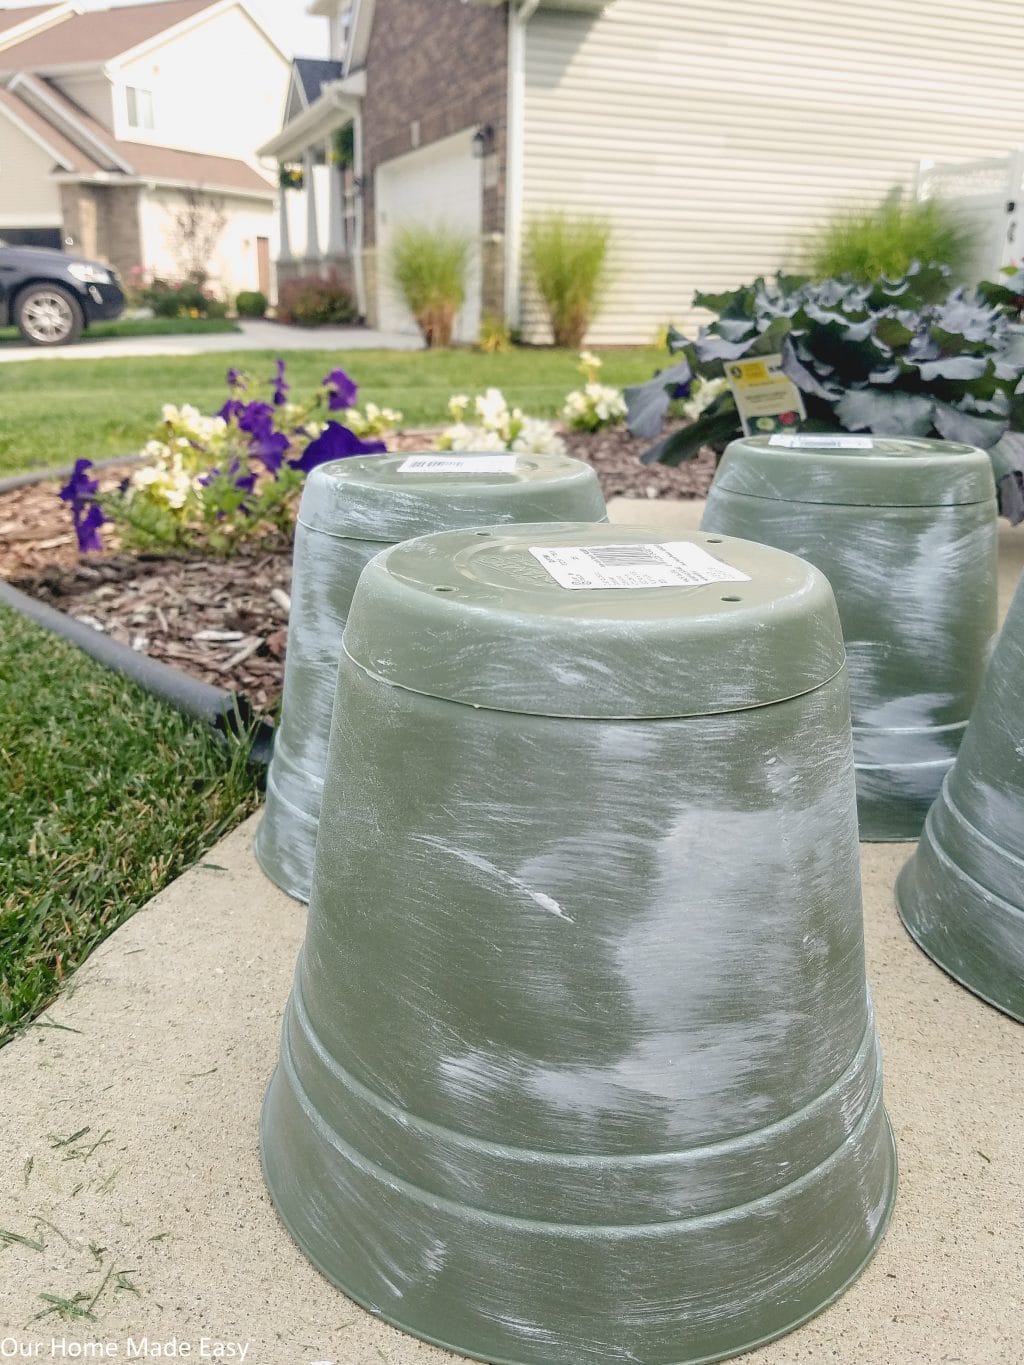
top-left (15, 283), bottom-right (84, 346)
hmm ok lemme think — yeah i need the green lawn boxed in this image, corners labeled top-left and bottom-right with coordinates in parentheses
top-left (0, 316), bottom-right (239, 347)
top-left (0, 605), bottom-right (261, 1044)
top-left (0, 346), bottom-right (662, 477)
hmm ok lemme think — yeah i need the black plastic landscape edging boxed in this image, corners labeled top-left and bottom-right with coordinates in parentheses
top-left (0, 578), bottom-right (274, 766)
top-left (0, 450), bottom-right (146, 496)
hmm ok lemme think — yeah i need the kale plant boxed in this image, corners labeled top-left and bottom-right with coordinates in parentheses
top-left (626, 263), bottom-right (1024, 522)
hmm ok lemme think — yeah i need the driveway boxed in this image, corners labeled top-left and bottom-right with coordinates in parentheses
top-left (0, 318), bottom-right (424, 363)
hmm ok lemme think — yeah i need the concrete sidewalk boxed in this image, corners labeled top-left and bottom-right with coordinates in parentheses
top-left (0, 500), bottom-right (1021, 1364)
top-left (0, 318), bottom-right (423, 363)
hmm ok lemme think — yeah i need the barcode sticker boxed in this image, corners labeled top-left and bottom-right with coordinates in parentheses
top-left (398, 455), bottom-right (519, 474)
top-left (769, 435), bottom-right (873, 449)
top-left (529, 542), bottom-right (751, 591)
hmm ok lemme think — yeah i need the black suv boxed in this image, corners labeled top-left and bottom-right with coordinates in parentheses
top-left (0, 240), bottom-right (125, 346)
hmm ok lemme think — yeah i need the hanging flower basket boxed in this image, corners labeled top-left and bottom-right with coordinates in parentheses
top-left (279, 166), bottom-right (304, 191)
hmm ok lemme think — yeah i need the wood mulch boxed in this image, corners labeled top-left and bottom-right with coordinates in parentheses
top-left (0, 426), bottom-right (714, 713)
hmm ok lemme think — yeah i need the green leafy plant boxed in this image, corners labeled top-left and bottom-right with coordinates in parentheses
top-left (235, 289), bottom-right (267, 318)
top-left (804, 192), bottom-right (977, 282)
top-left (276, 272), bottom-right (358, 327)
top-left (525, 211), bottom-right (612, 348)
top-left (478, 314), bottom-right (512, 353)
top-left (390, 226), bottom-right (470, 348)
top-left (142, 277), bottom-right (227, 319)
top-left (624, 263), bottom-right (1024, 522)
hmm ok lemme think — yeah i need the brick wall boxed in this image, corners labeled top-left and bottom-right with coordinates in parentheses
top-left (360, 0), bottom-right (508, 245)
top-left (60, 182), bottom-right (142, 279)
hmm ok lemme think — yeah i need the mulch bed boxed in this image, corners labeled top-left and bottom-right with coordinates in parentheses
top-left (1, 426), bottom-right (715, 713)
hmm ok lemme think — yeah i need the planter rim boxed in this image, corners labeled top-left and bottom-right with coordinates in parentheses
top-left (342, 522), bottom-right (847, 719)
top-left (715, 435), bottom-right (996, 508)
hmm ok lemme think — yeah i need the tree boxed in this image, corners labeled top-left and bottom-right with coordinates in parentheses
top-left (168, 189), bottom-right (227, 285)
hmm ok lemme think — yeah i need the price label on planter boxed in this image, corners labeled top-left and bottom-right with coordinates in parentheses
top-left (529, 542), bottom-right (751, 591)
top-left (724, 352), bottom-right (806, 438)
top-left (398, 456), bottom-right (519, 474)
top-left (769, 435), bottom-right (873, 449)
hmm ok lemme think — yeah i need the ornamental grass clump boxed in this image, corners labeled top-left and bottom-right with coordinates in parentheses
top-left (625, 262), bottom-right (1024, 522)
top-left (805, 193), bottom-right (977, 283)
top-left (525, 212), bottom-right (612, 349)
top-left (59, 360), bottom-right (393, 556)
top-left (390, 225), bottom-right (471, 348)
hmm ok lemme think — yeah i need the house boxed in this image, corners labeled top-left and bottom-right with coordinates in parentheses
top-left (259, 0), bottom-right (1024, 345)
top-left (0, 0), bottom-right (289, 298)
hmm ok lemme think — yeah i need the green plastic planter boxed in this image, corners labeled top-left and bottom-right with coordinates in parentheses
top-left (253, 452), bottom-right (607, 902)
top-left (702, 435), bottom-right (998, 841)
top-left (897, 571), bottom-right (1024, 1020)
top-left (260, 524), bottom-right (897, 1365)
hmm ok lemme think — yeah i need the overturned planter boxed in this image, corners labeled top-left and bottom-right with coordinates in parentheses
top-left (261, 523), bottom-right (896, 1365)
top-left (254, 452), bottom-right (607, 902)
top-left (702, 434), bottom-right (998, 841)
top-left (897, 570), bottom-right (1024, 1021)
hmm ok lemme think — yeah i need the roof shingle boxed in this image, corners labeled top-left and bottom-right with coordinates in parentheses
top-left (0, 0), bottom-right (218, 68)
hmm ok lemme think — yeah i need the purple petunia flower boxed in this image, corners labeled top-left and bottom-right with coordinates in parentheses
top-left (226, 367), bottom-right (246, 390)
top-left (236, 400), bottom-right (275, 436)
top-left (271, 358), bottom-right (289, 406)
top-left (250, 428), bottom-right (290, 475)
top-left (322, 367), bottom-right (358, 412)
top-left (289, 422), bottom-right (385, 474)
top-left (75, 503), bottom-right (106, 553)
top-left (218, 397), bottom-right (245, 422)
top-left (58, 459), bottom-right (106, 553)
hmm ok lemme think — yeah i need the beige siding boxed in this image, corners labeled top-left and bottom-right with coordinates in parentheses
top-left (0, 114), bottom-right (61, 226)
top-left (521, 0), bottom-right (1024, 344)
top-left (56, 73), bottom-right (113, 131)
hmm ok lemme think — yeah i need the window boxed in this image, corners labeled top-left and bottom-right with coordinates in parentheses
top-left (126, 86), bottom-right (154, 130)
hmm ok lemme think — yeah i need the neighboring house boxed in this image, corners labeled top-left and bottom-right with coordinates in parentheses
top-left (0, 0), bottom-right (289, 297)
top-left (260, 0), bottom-right (1024, 344)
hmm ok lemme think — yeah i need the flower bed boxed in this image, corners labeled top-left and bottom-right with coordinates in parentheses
top-left (0, 357), bottom-right (714, 714)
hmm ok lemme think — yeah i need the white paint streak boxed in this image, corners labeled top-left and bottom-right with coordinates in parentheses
top-left (412, 836), bottom-right (575, 922)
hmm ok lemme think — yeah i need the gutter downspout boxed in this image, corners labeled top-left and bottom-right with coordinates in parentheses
top-left (504, 0), bottom-right (539, 327)
top-left (353, 108), bottom-right (368, 320)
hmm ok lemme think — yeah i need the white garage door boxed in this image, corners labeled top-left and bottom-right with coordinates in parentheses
top-left (375, 128), bottom-right (483, 344)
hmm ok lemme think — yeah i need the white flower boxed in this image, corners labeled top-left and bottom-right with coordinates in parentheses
top-left (448, 394), bottom-right (470, 423)
top-left (511, 418), bottom-right (566, 457)
top-left (475, 387), bottom-right (510, 433)
top-left (683, 376), bottom-right (727, 422)
top-left (161, 403), bottom-right (180, 424)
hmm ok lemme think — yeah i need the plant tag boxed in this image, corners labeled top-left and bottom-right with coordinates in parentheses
top-left (769, 434), bottom-right (874, 449)
top-left (724, 353), bottom-right (806, 437)
top-left (398, 455), bottom-right (518, 474)
top-left (529, 542), bottom-right (751, 591)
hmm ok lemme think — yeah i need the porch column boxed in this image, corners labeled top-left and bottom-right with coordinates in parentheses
top-left (304, 148), bottom-right (320, 261)
top-left (326, 137), bottom-right (347, 256)
top-left (277, 175), bottom-right (292, 260)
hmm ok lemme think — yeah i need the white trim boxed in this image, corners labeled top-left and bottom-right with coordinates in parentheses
top-left (0, 94), bottom-right (75, 170)
top-left (503, 0), bottom-right (537, 324)
top-left (257, 81), bottom-right (360, 159)
top-left (7, 70), bottom-right (134, 174)
top-left (0, 1), bottom-right (75, 55)
top-left (51, 170), bottom-right (275, 200)
top-left (343, 0), bottom-right (374, 76)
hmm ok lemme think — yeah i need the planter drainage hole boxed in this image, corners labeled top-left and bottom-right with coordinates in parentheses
top-left (435, 586), bottom-right (455, 593)
top-left (721, 595), bottom-right (742, 603)
top-left (706, 537), bottom-right (723, 543)
top-left (474, 531), bottom-right (492, 537)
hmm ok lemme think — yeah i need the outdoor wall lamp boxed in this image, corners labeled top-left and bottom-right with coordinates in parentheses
top-left (472, 123), bottom-right (495, 157)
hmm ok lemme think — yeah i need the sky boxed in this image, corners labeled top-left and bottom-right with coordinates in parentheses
top-left (2, 0), bottom-right (325, 58)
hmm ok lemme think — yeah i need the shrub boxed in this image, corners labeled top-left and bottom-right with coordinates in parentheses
top-left (235, 289), bottom-right (267, 318)
top-left (624, 262), bottom-right (1024, 522)
top-left (525, 211), bottom-right (612, 349)
top-left (142, 277), bottom-right (227, 319)
top-left (478, 314), bottom-right (512, 353)
top-left (276, 273), bottom-right (358, 327)
top-left (804, 192), bottom-right (977, 283)
top-left (390, 225), bottom-right (470, 348)
top-left (437, 390), bottom-right (565, 456)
